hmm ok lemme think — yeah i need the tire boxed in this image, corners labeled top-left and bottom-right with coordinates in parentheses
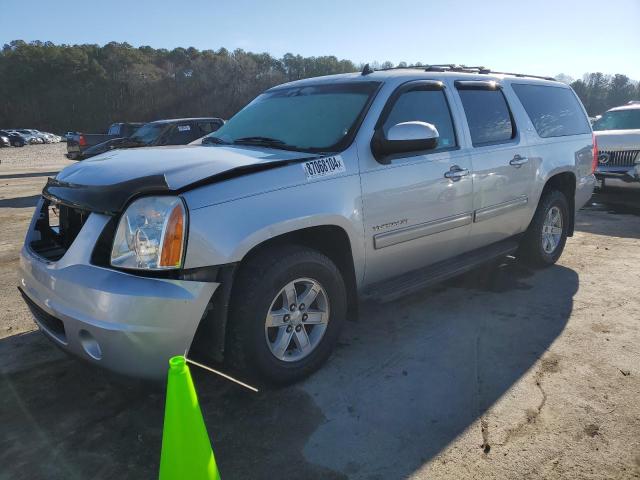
top-left (227, 245), bottom-right (347, 384)
top-left (517, 189), bottom-right (570, 267)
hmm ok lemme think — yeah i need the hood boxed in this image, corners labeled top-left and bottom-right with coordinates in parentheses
top-left (594, 129), bottom-right (640, 150)
top-left (44, 144), bottom-right (318, 214)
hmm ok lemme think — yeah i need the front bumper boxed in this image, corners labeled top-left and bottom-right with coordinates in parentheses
top-left (595, 165), bottom-right (640, 185)
top-left (18, 208), bottom-right (218, 380)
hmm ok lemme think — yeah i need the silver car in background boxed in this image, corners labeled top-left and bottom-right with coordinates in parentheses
top-left (593, 101), bottom-right (640, 188)
top-left (19, 66), bottom-right (595, 383)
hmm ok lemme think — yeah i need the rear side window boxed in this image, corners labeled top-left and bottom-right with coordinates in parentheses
top-left (458, 89), bottom-right (515, 146)
top-left (512, 84), bottom-right (591, 138)
top-left (382, 89), bottom-right (457, 150)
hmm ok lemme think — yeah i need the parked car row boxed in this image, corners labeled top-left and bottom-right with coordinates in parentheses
top-left (0, 129), bottom-right (63, 147)
top-left (66, 118), bottom-right (224, 159)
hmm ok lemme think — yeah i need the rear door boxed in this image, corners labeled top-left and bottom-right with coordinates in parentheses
top-left (454, 81), bottom-right (535, 249)
top-left (359, 80), bottom-right (474, 285)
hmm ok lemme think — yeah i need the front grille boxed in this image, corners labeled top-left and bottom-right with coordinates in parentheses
top-left (598, 149), bottom-right (640, 167)
top-left (19, 287), bottom-right (67, 342)
top-left (30, 198), bottom-right (89, 261)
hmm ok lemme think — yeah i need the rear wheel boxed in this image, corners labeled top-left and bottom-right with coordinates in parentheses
top-left (227, 245), bottom-right (347, 384)
top-left (517, 190), bottom-right (569, 267)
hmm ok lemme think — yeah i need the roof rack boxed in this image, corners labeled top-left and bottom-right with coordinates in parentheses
top-left (360, 63), bottom-right (556, 81)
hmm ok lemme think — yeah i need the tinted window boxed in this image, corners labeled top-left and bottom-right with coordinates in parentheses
top-left (512, 84), bottom-right (591, 137)
top-left (458, 89), bottom-right (515, 145)
top-left (592, 109), bottom-right (640, 131)
top-left (383, 89), bottom-right (457, 150)
top-left (197, 121), bottom-right (221, 135)
top-left (165, 124), bottom-right (197, 145)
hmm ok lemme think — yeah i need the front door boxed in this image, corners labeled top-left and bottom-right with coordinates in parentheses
top-left (359, 81), bottom-right (474, 286)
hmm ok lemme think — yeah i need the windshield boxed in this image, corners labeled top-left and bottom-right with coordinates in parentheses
top-left (593, 109), bottom-right (640, 131)
top-left (129, 123), bottom-right (168, 144)
top-left (205, 82), bottom-right (380, 152)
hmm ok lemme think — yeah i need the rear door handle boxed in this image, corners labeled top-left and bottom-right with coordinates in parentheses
top-left (510, 154), bottom-right (529, 167)
top-left (444, 165), bottom-right (470, 181)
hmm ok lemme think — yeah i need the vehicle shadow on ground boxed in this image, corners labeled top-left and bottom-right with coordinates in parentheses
top-left (0, 195), bottom-right (41, 208)
top-left (0, 260), bottom-right (577, 480)
top-left (577, 188), bottom-right (640, 239)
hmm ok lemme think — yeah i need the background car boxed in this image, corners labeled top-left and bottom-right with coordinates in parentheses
top-left (593, 101), bottom-right (640, 188)
top-left (79, 117), bottom-right (224, 159)
top-left (13, 129), bottom-right (42, 144)
top-left (66, 122), bottom-right (144, 159)
top-left (0, 130), bottom-right (27, 147)
top-left (0, 134), bottom-right (9, 147)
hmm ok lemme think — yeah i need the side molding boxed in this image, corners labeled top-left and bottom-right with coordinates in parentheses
top-left (474, 195), bottom-right (528, 223)
top-left (373, 212), bottom-right (473, 249)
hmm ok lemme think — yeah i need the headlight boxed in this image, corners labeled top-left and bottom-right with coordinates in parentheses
top-left (110, 196), bottom-right (187, 270)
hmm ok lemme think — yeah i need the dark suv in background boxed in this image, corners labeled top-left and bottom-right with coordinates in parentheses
top-left (77, 117), bottom-right (224, 159)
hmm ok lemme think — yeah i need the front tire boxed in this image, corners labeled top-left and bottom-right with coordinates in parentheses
top-left (227, 245), bottom-right (347, 384)
top-left (517, 189), bottom-right (570, 267)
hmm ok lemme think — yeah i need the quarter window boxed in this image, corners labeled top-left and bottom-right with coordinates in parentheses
top-left (382, 88), bottom-right (457, 150)
top-left (512, 84), bottom-right (591, 138)
top-left (458, 89), bottom-right (515, 146)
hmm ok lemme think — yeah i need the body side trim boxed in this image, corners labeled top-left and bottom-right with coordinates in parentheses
top-left (474, 195), bottom-right (528, 223)
top-left (373, 212), bottom-right (473, 249)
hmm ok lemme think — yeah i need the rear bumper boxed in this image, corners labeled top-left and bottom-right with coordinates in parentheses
top-left (18, 209), bottom-right (218, 380)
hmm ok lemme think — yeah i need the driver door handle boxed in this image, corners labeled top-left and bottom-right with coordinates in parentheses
top-left (510, 154), bottom-right (529, 167)
top-left (444, 165), bottom-right (470, 181)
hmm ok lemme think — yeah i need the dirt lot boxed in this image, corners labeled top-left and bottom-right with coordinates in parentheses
top-left (1, 144), bottom-right (639, 480)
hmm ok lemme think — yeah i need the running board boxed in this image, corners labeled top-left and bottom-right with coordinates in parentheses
top-left (362, 238), bottom-right (520, 303)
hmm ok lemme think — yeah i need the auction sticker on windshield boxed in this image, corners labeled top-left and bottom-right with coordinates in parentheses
top-left (303, 156), bottom-right (346, 180)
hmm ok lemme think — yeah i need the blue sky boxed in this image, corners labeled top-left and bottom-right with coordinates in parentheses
top-left (5, 0), bottom-right (640, 80)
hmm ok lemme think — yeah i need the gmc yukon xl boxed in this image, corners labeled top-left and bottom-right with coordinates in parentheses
top-left (19, 65), bottom-right (596, 384)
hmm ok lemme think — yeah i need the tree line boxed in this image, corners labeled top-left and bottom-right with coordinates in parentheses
top-left (565, 73), bottom-right (639, 117)
top-left (0, 40), bottom-right (637, 133)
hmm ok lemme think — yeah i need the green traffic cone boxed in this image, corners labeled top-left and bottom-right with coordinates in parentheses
top-left (159, 356), bottom-right (221, 480)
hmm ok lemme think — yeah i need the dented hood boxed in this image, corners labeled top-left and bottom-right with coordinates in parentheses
top-left (44, 144), bottom-right (317, 214)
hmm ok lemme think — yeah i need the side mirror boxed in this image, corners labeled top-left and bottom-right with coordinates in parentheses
top-left (371, 121), bottom-right (439, 163)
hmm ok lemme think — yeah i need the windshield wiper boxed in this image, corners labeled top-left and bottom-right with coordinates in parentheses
top-left (202, 136), bottom-right (229, 145)
top-left (232, 136), bottom-right (313, 153)
top-left (233, 136), bottom-right (287, 146)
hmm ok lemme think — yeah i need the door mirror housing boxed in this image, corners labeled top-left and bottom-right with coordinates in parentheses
top-left (371, 121), bottom-right (439, 163)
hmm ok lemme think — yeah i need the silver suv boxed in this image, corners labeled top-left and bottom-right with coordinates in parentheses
top-left (593, 101), bottom-right (640, 188)
top-left (19, 66), bottom-right (595, 383)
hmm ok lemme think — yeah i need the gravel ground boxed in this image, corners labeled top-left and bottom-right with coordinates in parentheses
top-left (0, 144), bottom-right (639, 479)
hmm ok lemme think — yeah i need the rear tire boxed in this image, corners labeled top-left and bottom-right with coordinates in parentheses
top-left (227, 245), bottom-right (347, 385)
top-left (517, 190), bottom-right (569, 267)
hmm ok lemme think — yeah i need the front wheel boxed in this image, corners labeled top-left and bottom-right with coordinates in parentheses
top-left (517, 190), bottom-right (570, 267)
top-left (227, 245), bottom-right (347, 384)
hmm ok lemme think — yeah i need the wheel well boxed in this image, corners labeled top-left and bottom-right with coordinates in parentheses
top-left (542, 172), bottom-right (576, 236)
top-left (191, 225), bottom-right (359, 364)
top-left (241, 225), bottom-right (359, 310)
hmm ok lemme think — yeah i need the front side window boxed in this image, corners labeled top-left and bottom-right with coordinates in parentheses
top-left (593, 109), bottom-right (640, 131)
top-left (382, 88), bottom-right (457, 150)
top-left (165, 124), bottom-right (196, 145)
top-left (205, 82), bottom-right (380, 153)
top-left (512, 84), bottom-right (591, 138)
top-left (458, 89), bottom-right (515, 146)
top-left (129, 123), bottom-right (169, 145)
